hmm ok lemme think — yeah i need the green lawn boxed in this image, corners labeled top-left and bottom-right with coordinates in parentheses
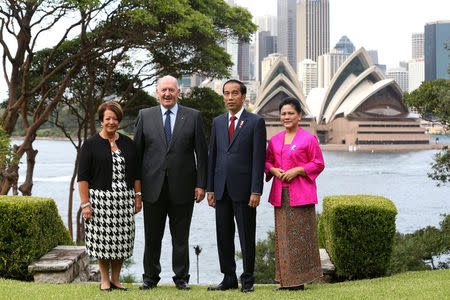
top-left (1, 269), bottom-right (449, 300)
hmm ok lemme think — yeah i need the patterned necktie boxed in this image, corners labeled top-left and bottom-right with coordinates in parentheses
top-left (164, 110), bottom-right (172, 146)
top-left (229, 116), bottom-right (237, 142)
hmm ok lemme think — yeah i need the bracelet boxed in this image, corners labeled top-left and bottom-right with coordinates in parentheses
top-left (135, 192), bottom-right (142, 196)
top-left (80, 202), bottom-right (91, 209)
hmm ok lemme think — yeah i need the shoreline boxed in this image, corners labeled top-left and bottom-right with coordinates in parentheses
top-left (11, 136), bottom-right (449, 152)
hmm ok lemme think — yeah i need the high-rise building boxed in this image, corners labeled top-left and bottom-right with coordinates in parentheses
top-left (425, 20), bottom-right (450, 81)
top-left (237, 41), bottom-right (250, 81)
top-left (297, 0), bottom-right (330, 63)
top-left (411, 32), bottom-right (424, 59)
top-left (277, 0), bottom-right (297, 71)
top-left (254, 15), bottom-right (278, 36)
top-left (386, 68), bottom-right (408, 92)
top-left (226, 38), bottom-right (239, 79)
top-left (367, 50), bottom-right (379, 65)
top-left (261, 53), bottom-right (282, 82)
top-left (333, 35), bottom-right (355, 54)
top-left (317, 52), bottom-right (351, 88)
top-left (256, 31), bottom-right (277, 82)
top-left (249, 43), bottom-right (256, 80)
top-left (298, 59), bottom-right (318, 97)
top-left (408, 58), bottom-right (424, 92)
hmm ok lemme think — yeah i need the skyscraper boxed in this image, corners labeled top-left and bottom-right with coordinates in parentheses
top-left (256, 31), bottom-right (277, 82)
top-left (411, 32), bottom-right (424, 59)
top-left (408, 58), bottom-right (424, 92)
top-left (386, 68), bottom-right (408, 92)
top-left (297, 0), bottom-right (330, 63)
top-left (254, 15), bottom-right (278, 36)
top-left (367, 50), bottom-right (379, 64)
top-left (277, 0), bottom-right (297, 71)
top-left (318, 52), bottom-right (351, 88)
top-left (298, 59), bottom-right (318, 97)
top-left (334, 35), bottom-right (355, 54)
top-left (424, 20), bottom-right (450, 81)
top-left (237, 41), bottom-right (250, 81)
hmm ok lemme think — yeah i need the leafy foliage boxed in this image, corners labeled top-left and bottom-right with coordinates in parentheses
top-left (403, 79), bottom-right (449, 127)
top-left (428, 148), bottom-right (450, 186)
top-left (0, 128), bottom-right (18, 171)
top-left (388, 214), bottom-right (449, 274)
top-left (319, 195), bottom-right (397, 279)
top-left (179, 87), bottom-right (226, 143)
top-left (403, 79), bottom-right (450, 186)
top-left (0, 196), bottom-right (74, 280)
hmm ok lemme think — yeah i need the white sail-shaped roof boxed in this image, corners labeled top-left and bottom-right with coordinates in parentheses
top-left (254, 55), bottom-right (308, 116)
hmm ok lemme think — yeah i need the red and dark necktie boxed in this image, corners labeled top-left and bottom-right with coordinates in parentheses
top-left (228, 116), bottom-right (237, 142)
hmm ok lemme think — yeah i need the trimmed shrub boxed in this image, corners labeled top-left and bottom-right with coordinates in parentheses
top-left (0, 196), bottom-right (73, 280)
top-left (319, 195), bottom-right (397, 279)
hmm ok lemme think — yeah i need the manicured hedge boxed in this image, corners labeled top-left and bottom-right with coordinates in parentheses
top-left (0, 196), bottom-right (73, 280)
top-left (318, 195), bottom-right (397, 279)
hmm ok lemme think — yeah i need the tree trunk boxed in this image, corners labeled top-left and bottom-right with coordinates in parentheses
top-left (68, 148), bottom-right (81, 239)
top-left (18, 146), bottom-right (38, 196)
top-left (0, 164), bottom-right (19, 195)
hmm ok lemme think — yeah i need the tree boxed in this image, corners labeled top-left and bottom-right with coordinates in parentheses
top-left (388, 214), bottom-right (449, 274)
top-left (27, 40), bottom-right (158, 241)
top-left (0, 0), bottom-right (257, 196)
top-left (179, 87), bottom-right (226, 144)
top-left (0, 128), bottom-right (18, 194)
top-left (403, 79), bottom-right (450, 186)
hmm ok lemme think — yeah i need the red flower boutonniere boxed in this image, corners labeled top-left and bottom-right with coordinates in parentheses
top-left (239, 120), bottom-right (244, 128)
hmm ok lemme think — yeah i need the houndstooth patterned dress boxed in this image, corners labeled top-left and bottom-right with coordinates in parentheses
top-left (85, 149), bottom-right (135, 260)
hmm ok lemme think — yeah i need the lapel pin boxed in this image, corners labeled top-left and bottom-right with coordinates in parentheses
top-left (239, 120), bottom-right (244, 128)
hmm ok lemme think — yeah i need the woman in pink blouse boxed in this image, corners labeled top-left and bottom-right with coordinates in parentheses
top-left (265, 97), bottom-right (325, 291)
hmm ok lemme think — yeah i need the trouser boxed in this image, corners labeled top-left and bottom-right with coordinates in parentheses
top-left (215, 188), bottom-right (256, 287)
top-left (142, 178), bottom-right (194, 284)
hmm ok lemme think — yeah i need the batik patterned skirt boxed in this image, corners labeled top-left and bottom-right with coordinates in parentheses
top-left (274, 187), bottom-right (322, 287)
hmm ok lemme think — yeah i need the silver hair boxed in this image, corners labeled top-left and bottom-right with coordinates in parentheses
top-left (157, 75), bottom-right (179, 89)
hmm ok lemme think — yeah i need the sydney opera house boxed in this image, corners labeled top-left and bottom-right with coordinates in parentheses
top-left (254, 48), bottom-right (430, 148)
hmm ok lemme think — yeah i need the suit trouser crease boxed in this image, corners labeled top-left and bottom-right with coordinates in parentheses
top-left (143, 179), bottom-right (194, 284)
top-left (215, 190), bottom-right (256, 286)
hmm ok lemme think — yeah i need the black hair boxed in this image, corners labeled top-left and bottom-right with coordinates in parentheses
top-left (222, 79), bottom-right (247, 95)
top-left (278, 97), bottom-right (304, 114)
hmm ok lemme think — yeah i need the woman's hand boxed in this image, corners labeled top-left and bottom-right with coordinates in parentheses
top-left (280, 167), bottom-right (307, 183)
top-left (135, 195), bottom-right (142, 213)
top-left (82, 206), bottom-right (92, 219)
top-left (270, 167), bottom-right (285, 179)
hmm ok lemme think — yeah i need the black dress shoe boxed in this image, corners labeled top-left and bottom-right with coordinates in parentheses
top-left (289, 284), bottom-right (304, 291)
top-left (241, 286), bottom-right (254, 293)
top-left (175, 281), bottom-right (191, 290)
top-left (139, 282), bottom-right (157, 290)
top-left (110, 282), bottom-right (129, 291)
top-left (207, 282), bottom-right (238, 291)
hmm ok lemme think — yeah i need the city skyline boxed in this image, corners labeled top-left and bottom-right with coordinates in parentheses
top-left (235, 0), bottom-right (450, 69)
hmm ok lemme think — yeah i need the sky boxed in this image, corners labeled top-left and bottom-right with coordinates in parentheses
top-left (1, 0), bottom-right (449, 100)
top-left (234, 0), bottom-right (450, 68)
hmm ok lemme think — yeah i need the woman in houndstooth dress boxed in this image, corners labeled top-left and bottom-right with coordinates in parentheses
top-left (78, 102), bottom-right (142, 291)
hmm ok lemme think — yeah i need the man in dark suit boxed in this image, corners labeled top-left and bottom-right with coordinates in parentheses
top-left (207, 79), bottom-right (266, 293)
top-left (134, 75), bottom-right (208, 290)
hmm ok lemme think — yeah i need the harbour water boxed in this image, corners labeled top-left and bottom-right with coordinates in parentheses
top-left (13, 138), bottom-right (450, 284)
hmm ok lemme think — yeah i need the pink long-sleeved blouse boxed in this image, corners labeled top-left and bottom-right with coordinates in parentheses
top-left (265, 128), bottom-right (324, 207)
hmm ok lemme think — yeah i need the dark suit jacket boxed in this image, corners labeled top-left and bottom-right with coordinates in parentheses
top-left (134, 105), bottom-right (208, 204)
top-left (207, 109), bottom-right (266, 202)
